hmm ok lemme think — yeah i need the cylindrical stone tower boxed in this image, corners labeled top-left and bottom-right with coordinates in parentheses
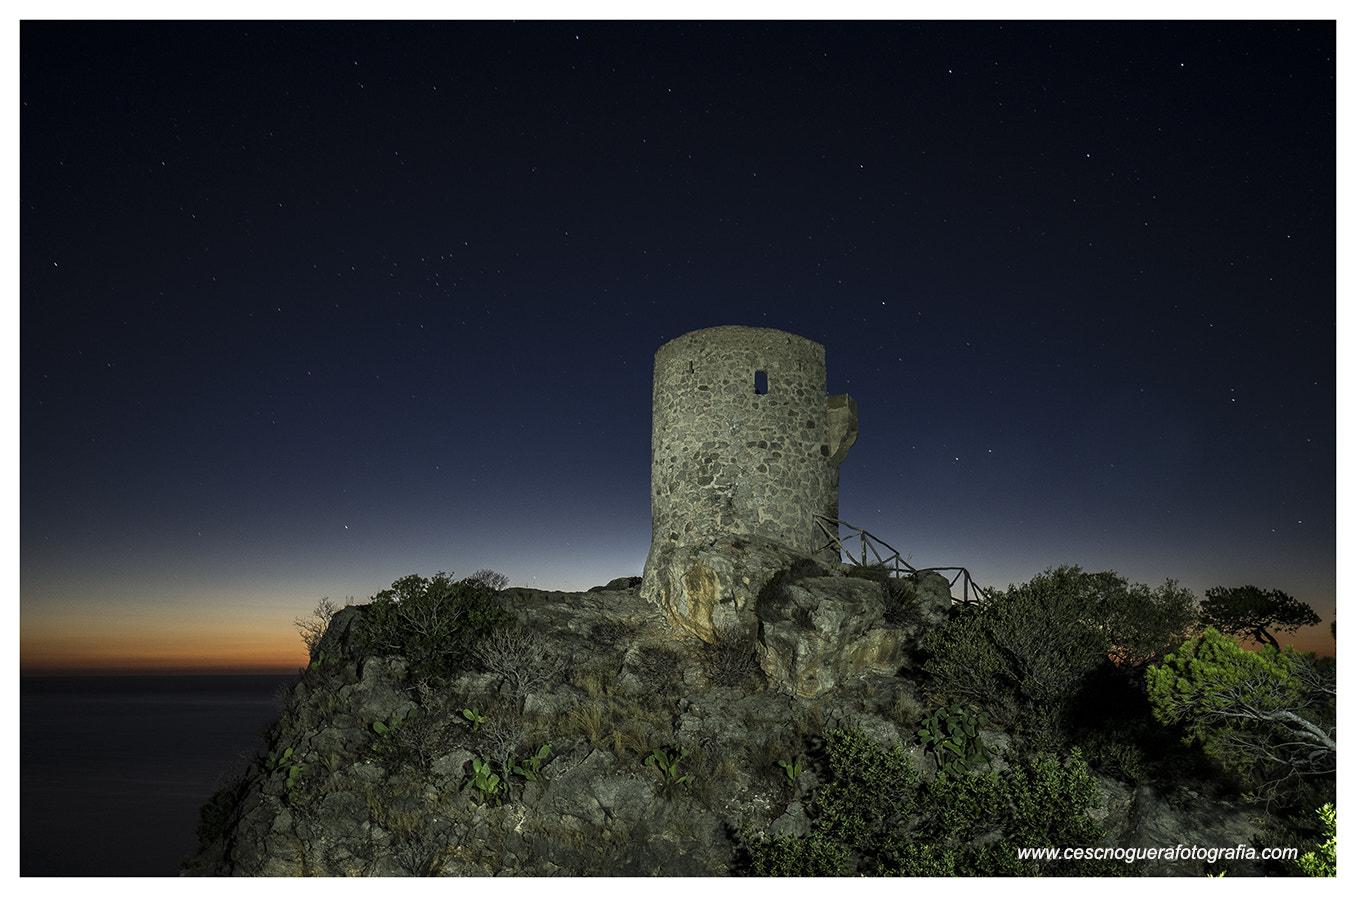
top-left (640, 325), bottom-right (859, 644)
top-left (643, 324), bottom-right (858, 578)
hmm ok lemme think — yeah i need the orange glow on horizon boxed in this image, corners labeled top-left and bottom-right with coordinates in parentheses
top-left (21, 617), bottom-right (308, 675)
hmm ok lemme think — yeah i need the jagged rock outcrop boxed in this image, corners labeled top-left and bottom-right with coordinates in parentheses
top-left (757, 575), bottom-right (906, 697)
top-left (185, 572), bottom-right (1277, 877)
top-left (638, 535), bottom-right (953, 698)
top-left (640, 534), bottom-right (820, 644)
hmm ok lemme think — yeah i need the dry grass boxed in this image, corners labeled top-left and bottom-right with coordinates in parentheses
top-left (356, 776), bottom-right (427, 842)
top-left (591, 620), bottom-right (634, 644)
top-left (569, 665), bottom-right (614, 700)
top-left (562, 702), bottom-right (609, 745)
top-left (633, 642), bottom-right (686, 694)
top-left (559, 697), bottom-right (674, 760)
top-left (698, 627), bottom-right (764, 689)
top-left (885, 688), bottom-right (926, 731)
top-left (679, 742), bottom-right (745, 809)
top-left (669, 804), bottom-right (705, 843)
top-left (314, 746), bottom-right (362, 776)
top-left (309, 689), bottom-right (348, 721)
top-left (606, 715), bottom-right (652, 759)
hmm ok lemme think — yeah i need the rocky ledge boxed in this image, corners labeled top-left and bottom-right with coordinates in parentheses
top-left (183, 555), bottom-right (1265, 876)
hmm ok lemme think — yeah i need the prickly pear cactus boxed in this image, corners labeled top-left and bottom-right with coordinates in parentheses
top-left (917, 703), bottom-right (992, 776)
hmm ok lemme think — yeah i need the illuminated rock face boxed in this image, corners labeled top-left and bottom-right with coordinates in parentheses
top-left (640, 325), bottom-right (857, 642)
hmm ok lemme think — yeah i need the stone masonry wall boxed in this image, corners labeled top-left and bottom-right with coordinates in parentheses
top-left (645, 325), bottom-right (837, 560)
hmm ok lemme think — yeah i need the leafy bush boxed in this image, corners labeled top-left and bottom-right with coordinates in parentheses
top-left (882, 750), bottom-right (1116, 876)
top-left (742, 830), bottom-right (852, 876)
top-left (1296, 803), bottom-right (1336, 877)
top-left (920, 566), bottom-right (1197, 740)
top-left (195, 782), bottom-right (243, 848)
top-left (811, 728), bottom-right (920, 860)
top-left (740, 728), bottom-right (1126, 876)
top-left (1089, 572), bottom-right (1198, 673)
top-left (464, 569), bottom-right (510, 591)
top-left (355, 572), bottom-right (511, 681)
top-left (920, 567), bottom-right (1106, 726)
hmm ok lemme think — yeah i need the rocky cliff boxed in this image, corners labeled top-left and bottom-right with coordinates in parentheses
top-left (183, 553), bottom-right (1268, 877)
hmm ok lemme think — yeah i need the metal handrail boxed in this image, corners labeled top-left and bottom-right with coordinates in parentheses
top-left (813, 515), bottom-right (992, 605)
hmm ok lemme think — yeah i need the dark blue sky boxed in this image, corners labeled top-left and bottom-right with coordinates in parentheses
top-left (21, 20), bottom-right (1336, 670)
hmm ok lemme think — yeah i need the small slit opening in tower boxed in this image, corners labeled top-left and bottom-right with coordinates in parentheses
top-left (754, 370), bottom-right (768, 394)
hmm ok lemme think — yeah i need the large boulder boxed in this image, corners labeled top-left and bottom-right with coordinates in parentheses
top-left (640, 534), bottom-right (830, 644)
top-left (314, 603), bottom-right (369, 660)
top-left (894, 570), bottom-right (954, 630)
top-left (756, 575), bottom-right (907, 698)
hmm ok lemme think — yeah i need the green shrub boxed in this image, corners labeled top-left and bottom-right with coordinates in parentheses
top-left (1075, 726), bottom-right (1150, 785)
top-left (809, 729), bottom-right (927, 864)
top-left (742, 830), bottom-right (853, 876)
top-left (1082, 571), bottom-right (1198, 673)
top-left (920, 568), bottom-right (1105, 728)
top-left (741, 728), bottom-right (1128, 876)
top-left (195, 783), bottom-right (242, 848)
top-left (1296, 803), bottom-right (1336, 877)
top-left (920, 566), bottom-right (1197, 739)
top-left (355, 572), bottom-right (511, 681)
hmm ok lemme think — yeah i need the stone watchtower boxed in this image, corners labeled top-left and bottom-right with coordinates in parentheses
top-left (640, 325), bottom-right (858, 641)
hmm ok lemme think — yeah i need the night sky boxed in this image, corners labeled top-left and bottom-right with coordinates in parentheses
top-left (20, 19), bottom-right (1337, 673)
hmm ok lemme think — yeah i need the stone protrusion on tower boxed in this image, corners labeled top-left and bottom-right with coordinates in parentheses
top-left (640, 325), bottom-right (858, 641)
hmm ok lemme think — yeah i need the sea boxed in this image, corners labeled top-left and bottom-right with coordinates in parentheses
top-left (20, 672), bottom-right (295, 877)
